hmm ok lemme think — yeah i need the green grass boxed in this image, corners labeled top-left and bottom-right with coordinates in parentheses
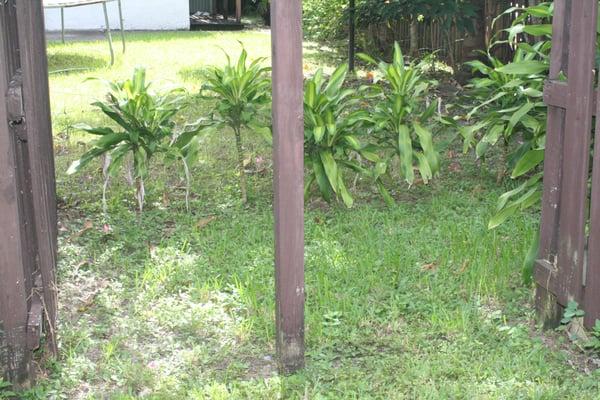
top-left (18, 30), bottom-right (600, 399)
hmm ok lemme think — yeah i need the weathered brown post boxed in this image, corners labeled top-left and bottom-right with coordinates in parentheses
top-left (271, 0), bottom-right (305, 374)
top-left (0, 0), bottom-right (57, 386)
top-left (536, 0), bottom-right (599, 328)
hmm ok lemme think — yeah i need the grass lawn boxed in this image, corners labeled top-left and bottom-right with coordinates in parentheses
top-left (21, 30), bottom-right (600, 399)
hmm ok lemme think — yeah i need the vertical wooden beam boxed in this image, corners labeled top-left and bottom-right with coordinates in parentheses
top-left (555, 0), bottom-right (597, 305)
top-left (536, 0), bottom-right (570, 327)
top-left (585, 92), bottom-right (600, 328)
top-left (16, 0), bottom-right (59, 354)
top-left (271, 0), bottom-right (305, 374)
top-left (0, 1), bottom-right (32, 385)
top-left (235, 0), bottom-right (242, 23)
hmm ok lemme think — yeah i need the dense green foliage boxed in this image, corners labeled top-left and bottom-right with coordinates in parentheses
top-left (361, 44), bottom-right (440, 187)
top-left (200, 48), bottom-right (272, 204)
top-left (304, 64), bottom-right (375, 207)
top-left (463, 2), bottom-right (553, 229)
top-left (304, 0), bottom-right (479, 50)
top-left (67, 68), bottom-right (198, 211)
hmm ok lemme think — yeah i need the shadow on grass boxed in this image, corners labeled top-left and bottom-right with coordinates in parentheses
top-left (47, 51), bottom-right (106, 75)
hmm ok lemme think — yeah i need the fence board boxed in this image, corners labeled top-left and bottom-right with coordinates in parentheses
top-left (0, 1), bottom-right (32, 384)
top-left (554, 0), bottom-right (597, 305)
top-left (16, 0), bottom-right (59, 354)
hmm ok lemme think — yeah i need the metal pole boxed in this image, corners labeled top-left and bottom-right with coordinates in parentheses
top-left (349, 0), bottom-right (355, 72)
top-left (271, 0), bottom-right (305, 374)
top-left (61, 7), bottom-right (65, 44)
top-left (102, 1), bottom-right (115, 66)
top-left (117, 0), bottom-right (125, 53)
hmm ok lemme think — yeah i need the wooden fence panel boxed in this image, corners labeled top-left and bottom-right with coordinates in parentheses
top-left (537, 0), bottom-right (600, 329)
top-left (16, 0), bottom-right (59, 354)
top-left (0, 0), bottom-right (57, 386)
top-left (0, 1), bottom-right (34, 385)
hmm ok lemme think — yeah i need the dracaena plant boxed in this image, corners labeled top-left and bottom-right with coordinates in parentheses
top-left (304, 64), bottom-right (385, 208)
top-left (463, 2), bottom-right (553, 229)
top-left (359, 43), bottom-right (441, 188)
top-left (201, 48), bottom-right (272, 204)
top-left (68, 67), bottom-right (200, 212)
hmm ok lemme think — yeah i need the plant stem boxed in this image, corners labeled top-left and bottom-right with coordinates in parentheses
top-left (234, 126), bottom-right (248, 204)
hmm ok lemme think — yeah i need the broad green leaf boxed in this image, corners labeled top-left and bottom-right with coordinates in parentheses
top-left (496, 60), bottom-right (548, 75)
top-left (511, 149), bottom-right (545, 178)
top-left (397, 125), bottom-right (415, 184)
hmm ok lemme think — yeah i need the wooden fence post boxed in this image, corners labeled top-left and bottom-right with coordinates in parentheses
top-left (0, 1), bottom-right (33, 384)
top-left (15, 0), bottom-right (59, 354)
top-left (271, 0), bottom-right (305, 374)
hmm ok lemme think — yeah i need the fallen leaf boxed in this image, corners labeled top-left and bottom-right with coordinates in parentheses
top-left (421, 262), bottom-right (438, 272)
top-left (197, 216), bottom-right (217, 230)
top-left (448, 162), bottom-right (462, 173)
top-left (69, 220), bottom-right (94, 240)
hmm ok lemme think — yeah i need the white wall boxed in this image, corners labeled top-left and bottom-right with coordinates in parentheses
top-left (44, 0), bottom-right (190, 31)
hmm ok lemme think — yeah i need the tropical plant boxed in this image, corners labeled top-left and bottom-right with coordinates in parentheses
top-left (304, 64), bottom-right (383, 207)
top-left (463, 2), bottom-right (553, 230)
top-left (68, 68), bottom-right (199, 212)
top-left (360, 43), bottom-right (441, 188)
top-left (201, 48), bottom-right (272, 204)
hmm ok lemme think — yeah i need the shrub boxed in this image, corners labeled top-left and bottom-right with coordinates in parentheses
top-left (68, 68), bottom-right (200, 212)
top-left (463, 2), bottom-right (552, 229)
top-left (304, 64), bottom-right (380, 207)
top-left (201, 48), bottom-right (272, 204)
top-left (360, 43), bottom-right (440, 188)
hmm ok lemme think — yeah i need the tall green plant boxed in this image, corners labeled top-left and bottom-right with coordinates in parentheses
top-left (201, 48), bottom-right (272, 204)
top-left (360, 43), bottom-right (440, 187)
top-left (463, 2), bottom-right (553, 229)
top-left (304, 64), bottom-right (381, 207)
top-left (68, 68), bottom-right (198, 212)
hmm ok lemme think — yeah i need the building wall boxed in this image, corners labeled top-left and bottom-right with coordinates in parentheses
top-left (44, 0), bottom-right (190, 31)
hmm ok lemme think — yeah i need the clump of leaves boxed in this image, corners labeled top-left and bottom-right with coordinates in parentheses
top-left (463, 2), bottom-right (552, 230)
top-left (561, 301), bottom-right (585, 325)
top-left (201, 47), bottom-right (272, 204)
top-left (68, 68), bottom-right (200, 212)
top-left (360, 43), bottom-right (441, 188)
top-left (585, 320), bottom-right (600, 352)
top-left (304, 64), bottom-right (383, 207)
top-left (0, 380), bottom-right (17, 400)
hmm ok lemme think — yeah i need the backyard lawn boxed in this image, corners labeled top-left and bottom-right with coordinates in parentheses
top-left (25, 30), bottom-right (600, 399)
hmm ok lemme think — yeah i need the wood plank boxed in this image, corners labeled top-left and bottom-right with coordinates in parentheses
top-left (538, 0), bottom-right (570, 264)
top-left (535, 0), bottom-right (570, 326)
top-left (585, 75), bottom-right (600, 328)
top-left (544, 80), bottom-right (598, 113)
top-left (555, 0), bottom-right (597, 304)
top-left (0, 1), bottom-right (32, 384)
top-left (16, 0), bottom-right (59, 354)
top-left (271, 0), bottom-right (305, 374)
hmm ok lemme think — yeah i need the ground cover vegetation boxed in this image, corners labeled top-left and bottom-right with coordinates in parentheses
top-left (3, 2), bottom-right (600, 398)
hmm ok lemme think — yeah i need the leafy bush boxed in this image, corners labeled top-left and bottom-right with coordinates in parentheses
top-left (68, 68), bottom-right (199, 212)
top-left (201, 48), bottom-right (272, 204)
top-left (303, 0), bottom-right (347, 42)
top-left (360, 43), bottom-right (440, 187)
top-left (463, 2), bottom-right (553, 229)
top-left (304, 64), bottom-right (379, 207)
